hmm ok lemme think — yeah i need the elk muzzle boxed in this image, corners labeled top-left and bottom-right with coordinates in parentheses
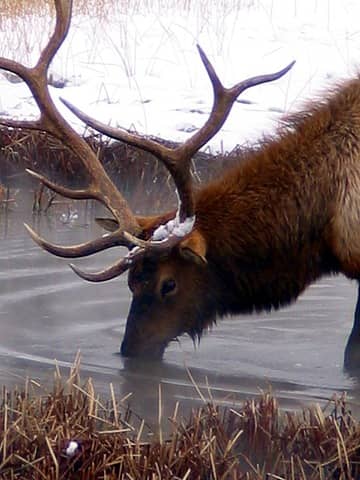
top-left (120, 295), bottom-right (172, 359)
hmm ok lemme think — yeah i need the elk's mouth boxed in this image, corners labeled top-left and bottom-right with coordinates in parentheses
top-left (120, 339), bottom-right (166, 360)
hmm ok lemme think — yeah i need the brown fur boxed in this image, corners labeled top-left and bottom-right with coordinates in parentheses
top-left (119, 77), bottom-right (360, 359)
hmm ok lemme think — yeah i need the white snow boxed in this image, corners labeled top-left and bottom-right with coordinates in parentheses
top-left (0, 0), bottom-right (359, 153)
top-left (152, 214), bottom-right (195, 241)
top-left (65, 440), bottom-right (79, 456)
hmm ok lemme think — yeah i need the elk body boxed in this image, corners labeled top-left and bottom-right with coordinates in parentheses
top-left (120, 83), bottom-right (360, 359)
top-left (2, 0), bottom-right (360, 363)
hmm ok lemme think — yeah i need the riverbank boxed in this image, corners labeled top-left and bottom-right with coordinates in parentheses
top-left (0, 357), bottom-right (359, 479)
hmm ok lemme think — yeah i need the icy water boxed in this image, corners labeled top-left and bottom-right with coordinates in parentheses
top-left (1, 205), bottom-right (360, 427)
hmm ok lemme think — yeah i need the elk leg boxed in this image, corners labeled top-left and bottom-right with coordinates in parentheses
top-left (344, 281), bottom-right (360, 370)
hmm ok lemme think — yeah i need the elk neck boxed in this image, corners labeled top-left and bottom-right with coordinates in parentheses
top-left (190, 76), bottom-right (360, 316)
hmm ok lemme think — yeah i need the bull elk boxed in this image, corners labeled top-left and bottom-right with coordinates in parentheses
top-left (1, 0), bottom-right (360, 365)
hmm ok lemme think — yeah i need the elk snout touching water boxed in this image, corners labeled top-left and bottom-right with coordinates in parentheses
top-left (2, 0), bottom-right (360, 364)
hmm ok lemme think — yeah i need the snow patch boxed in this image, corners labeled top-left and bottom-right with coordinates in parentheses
top-left (152, 215), bottom-right (195, 241)
top-left (0, 1), bottom-right (358, 153)
top-left (65, 440), bottom-right (79, 457)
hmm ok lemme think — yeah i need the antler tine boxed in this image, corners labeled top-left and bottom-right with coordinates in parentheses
top-left (183, 47), bottom-right (295, 158)
top-left (24, 223), bottom-right (132, 258)
top-left (0, 0), bottom-right (72, 137)
top-left (61, 98), bottom-right (195, 222)
top-left (26, 168), bottom-right (94, 200)
top-left (60, 98), bottom-right (174, 162)
top-left (37, 0), bottom-right (71, 73)
top-left (123, 230), bottom-right (187, 251)
top-left (61, 48), bottom-right (294, 223)
top-left (69, 247), bottom-right (146, 282)
top-left (0, 0), bottom-right (140, 241)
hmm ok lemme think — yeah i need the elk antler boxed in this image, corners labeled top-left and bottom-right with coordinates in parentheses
top-left (0, 0), bottom-right (140, 255)
top-left (0, 0), bottom-right (295, 282)
top-left (59, 51), bottom-right (294, 281)
top-left (63, 48), bottom-right (295, 226)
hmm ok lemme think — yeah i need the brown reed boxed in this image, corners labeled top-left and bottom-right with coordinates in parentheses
top-left (0, 356), bottom-right (359, 479)
top-left (0, 126), bottom-right (238, 215)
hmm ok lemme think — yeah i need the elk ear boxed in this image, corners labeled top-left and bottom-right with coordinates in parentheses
top-left (179, 230), bottom-right (207, 265)
top-left (95, 217), bottom-right (119, 232)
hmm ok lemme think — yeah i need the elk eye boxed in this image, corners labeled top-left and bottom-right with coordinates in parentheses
top-left (160, 278), bottom-right (177, 298)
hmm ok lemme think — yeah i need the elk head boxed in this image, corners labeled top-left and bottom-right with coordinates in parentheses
top-left (0, 0), bottom-right (294, 359)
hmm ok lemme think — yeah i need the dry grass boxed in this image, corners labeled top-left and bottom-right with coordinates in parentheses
top-left (0, 126), bottom-right (239, 215)
top-left (1, 0), bottom-right (118, 20)
top-left (1, 0), bottom-right (257, 19)
top-left (0, 0), bottom-right (258, 68)
top-left (0, 357), bottom-right (360, 479)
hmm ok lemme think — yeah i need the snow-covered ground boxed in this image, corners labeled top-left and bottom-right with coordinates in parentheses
top-left (0, 0), bottom-right (359, 154)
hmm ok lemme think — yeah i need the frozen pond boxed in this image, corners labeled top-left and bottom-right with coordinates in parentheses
top-left (1, 205), bottom-right (360, 426)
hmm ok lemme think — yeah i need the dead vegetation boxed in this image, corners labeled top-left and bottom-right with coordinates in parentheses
top-left (1, 0), bottom-right (256, 19)
top-left (0, 357), bottom-right (359, 479)
top-left (0, 126), bottom-right (240, 214)
top-left (1, 0), bottom-right (119, 20)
